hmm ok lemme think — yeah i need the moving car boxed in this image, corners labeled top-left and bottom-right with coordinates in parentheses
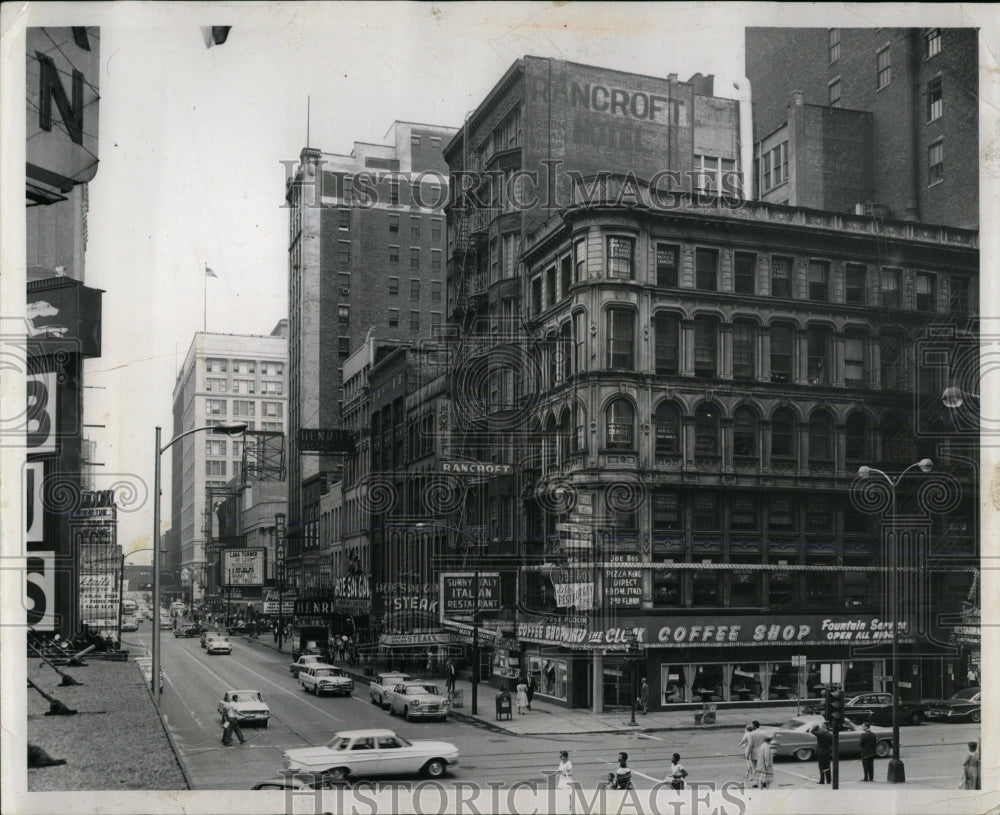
top-left (369, 672), bottom-right (413, 708)
top-left (201, 630), bottom-right (224, 648)
top-left (283, 728), bottom-right (459, 780)
top-left (174, 624), bottom-right (201, 639)
top-left (206, 635), bottom-right (232, 655)
top-left (158, 617), bottom-right (173, 630)
top-left (121, 617), bottom-right (139, 632)
top-left (386, 681), bottom-right (450, 722)
top-left (289, 654), bottom-right (324, 678)
top-left (804, 692), bottom-right (926, 726)
top-left (300, 664), bottom-right (355, 697)
top-left (922, 687), bottom-right (981, 723)
top-left (218, 689), bottom-right (271, 728)
top-left (765, 715), bottom-right (893, 761)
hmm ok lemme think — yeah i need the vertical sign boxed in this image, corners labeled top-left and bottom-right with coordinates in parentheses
top-left (26, 372), bottom-right (57, 454)
top-left (606, 552), bottom-right (642, 608)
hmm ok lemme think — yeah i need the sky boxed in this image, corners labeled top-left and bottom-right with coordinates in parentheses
top-left (5, 2), bottom-right (997, 560)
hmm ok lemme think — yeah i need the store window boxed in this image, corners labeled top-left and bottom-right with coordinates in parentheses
top-left (660, 665), bottom-right (688, 704)
top-left (530, 655), bottom-right (568, 700)
top-left (691, 664), bottom-right (725, 701)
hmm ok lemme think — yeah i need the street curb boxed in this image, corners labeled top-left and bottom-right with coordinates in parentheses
top-left (140, 662), bottom-right (193, 790)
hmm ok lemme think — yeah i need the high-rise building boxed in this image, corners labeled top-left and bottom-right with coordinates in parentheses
top-left (284, 121), bottom-right (457, 589)
top-left (169, 323), bottom-right (288, 603)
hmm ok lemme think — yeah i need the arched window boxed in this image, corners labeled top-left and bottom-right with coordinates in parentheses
top-left (558, 409), bottom-right (571, 462)
top-left (544, 415), bottom-right (558, 471)
top-left (606, 398), bottom-right (635, 450)
top-left (732, 320), bottom-right (756, 380)
top-left (807, 325), bottom-right (832, 385)
top-left (845, 412), bottom-right (869, 465)
top-left (771, 408), bottom-right (797, 461)
top-left (808, 410), bottom-right (834, 465)
top-left (733, 406), bottom-right (758, 462)
top-left (572, 403), bottom-right (587, 454)
top-left (694, 317), bottom-right (719, 378)
top-left (606, 308), bottom-right (635, 370)
top-left (560, 321), bottom-right (573, 379)
top-left (654, 401), bottom-right (680, 454)
top-left (694, 403), bottom-right (719, 457)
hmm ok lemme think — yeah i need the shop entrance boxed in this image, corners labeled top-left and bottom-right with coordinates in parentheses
top-left (602, 659), bottom-right (635, 708)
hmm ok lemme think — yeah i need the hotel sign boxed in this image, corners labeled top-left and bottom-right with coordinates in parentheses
top-left (298, 428), bottom-right (354, 453)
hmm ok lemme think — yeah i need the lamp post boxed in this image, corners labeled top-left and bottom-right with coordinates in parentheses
top-left (153, 421), bottom-right (246, 699)
top-left (857, 457), bottom-right (932, 783)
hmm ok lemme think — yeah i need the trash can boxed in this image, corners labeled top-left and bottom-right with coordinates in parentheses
top-left (451, 689), bottom-right (464, 709)
top-left (495, 691), bottom-right (512, 721)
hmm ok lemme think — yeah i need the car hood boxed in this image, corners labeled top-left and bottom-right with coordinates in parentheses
top-left (399, 692), bottom-right (447, 704)
top-left (314, 675), bottom-right (352, 683)
top-left (230, 700), bottom-right (269, 711)
top-left (923, 698), bottom-right (976, 707)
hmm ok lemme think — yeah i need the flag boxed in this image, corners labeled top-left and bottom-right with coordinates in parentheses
top-left (205, 266), bottom-right (217, 278)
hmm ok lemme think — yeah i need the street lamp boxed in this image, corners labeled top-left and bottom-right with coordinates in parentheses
top-left (152, 420), bottom-right (247, 699)
top-left (857, 457), bottom-right (932, 783)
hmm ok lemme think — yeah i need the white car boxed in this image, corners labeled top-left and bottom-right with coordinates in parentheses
top-left (283, 728), bottom-right (459, 780)
top-left (289, 654), bottom-right (324, 678)
top-left (218, 690), bottom-right (271, 728)
top-left (386, 681), bottom-right (450, 722)
top-left (300, 664), bottom-right (355, 696)
top-left (206, 635), bottom-right (232, 655)
top-left (369, 672), bottom-right (413, 708)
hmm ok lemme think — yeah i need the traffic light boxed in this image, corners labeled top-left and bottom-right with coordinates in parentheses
top-left (822, 687), bottom-right (832, 720)
top-left (830, 688), bottom-right (845, 727)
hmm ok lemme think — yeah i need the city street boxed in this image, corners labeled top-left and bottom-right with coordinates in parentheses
top-left (131, 629), bottom-right (979, 792)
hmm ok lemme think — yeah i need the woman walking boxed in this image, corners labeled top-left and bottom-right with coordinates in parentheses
top-left (516, 679), bottom-right (529, 714)
top-left (556, 750), bottom-right (574, 814)
top-left (739, 724), bottom-right (755, 780)
top-left (755, 736), bottom-right (775, 789)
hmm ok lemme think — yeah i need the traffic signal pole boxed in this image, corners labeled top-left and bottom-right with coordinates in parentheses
top-left (830, 686), bottom-right (844, 790)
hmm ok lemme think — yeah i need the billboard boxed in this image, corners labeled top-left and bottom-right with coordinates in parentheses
top-left (222, 548), bottom-right (265, 587)
top-left (439, 572), bottom-right (501, 617)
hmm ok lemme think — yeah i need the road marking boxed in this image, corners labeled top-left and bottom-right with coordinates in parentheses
top-left (775, 766), bottom-right (817, 782)
top-left (636, 733), bottom-right (666, 742)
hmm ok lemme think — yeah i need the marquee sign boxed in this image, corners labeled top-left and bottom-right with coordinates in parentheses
top-left (439, 572), bottom-right (501, 616)
top-left (223, 548), bottom-right (265, 587)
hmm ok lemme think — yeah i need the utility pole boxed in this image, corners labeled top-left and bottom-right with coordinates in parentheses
top-left (472, 566), bottom-right (479, 715)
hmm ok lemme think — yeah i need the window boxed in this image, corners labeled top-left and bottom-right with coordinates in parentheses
top-left (262, 401), bottom-right (283, 418)
top-left (206, 439), bottom-right (226, 456)
top-left (409, 310), bottom-right (421, 333)
top-left (915, 273), bottom-right (936, 311)
top-left (880, 333), bottom-right (904, 390)
top-left (770, 324), bottom-right (793, 383)
top-left (845, 413), bottom-right (869, 463)
top-left (654, 313), bottom-right (680, 375)
top-left (769, 495), bottom-right (795, 530)
top-left (233, 400), bottom-right (255, 417)
top-left (560, 255), bottom-right (572, 299)
top-left (574, 239), bottom-right (586, 282)
top-left (388, 276), bottom-right (399, 296)
top-left (733, 407), bottom-right (757, 459)
top-left (206, 357), bottom-right (228, 373)
top-left (808, 411), bottom-right (834, 464)
top-left (734, 252), bottom-right (756, 295)
top-left (928, 140), bottom-right (944, 185)
top-left (206, 460), bottom-right (227, 477)
top-left (876, 45), bottom-right (891, 89)
top-left (431, 219), bottom-right (442, 242)
top-left (388, 214), bottom-right (399, 233)
top-left (606, 236), bottom-right (635, 280)
top-left (338, 304), bottom-right (350, 327)
top-left (389, 245), bottom-right (399, 264)
top-left (845, 264), bottom-right (866, 304)
top-left (337, 240), bottom-right (351, 266)
top-left (606, 398), bottom-right (634, 450)
top-left (925, 28), bottom-right (941, 59)
top-left (233, 360), bottom-right (255, 375)
top-left (573, 311), bottom-right (587, 374)
top-left (881, 412), bottom-right (916, 464)
top-left (844, 332), bottom-right (867, 386)
top-left (950, 276), bottom-right (970, 312)
top-left (232, 379), bottom-right (255, 394)
top-left (829, 78), bottom-right (842, 107)
top-left (531, 276), bottom-right (542, 315)
top-left (731, 494), bottom-right (758, 530)
top-left (880, 267), bottom-right (900, 308)
top-left (656, 243), bottom-right (679, 287)
top-left (410, 279), bottom-right (421, 301)
top-left (546, 266), bottom-right (556, 307)
top-left (388, 180), bottom-right (399, 206)
top-left (693, 318), bottom-right (717, 378)
top-left (206, 398), bottom-right (226, 416)
top-left (692, 494), bottom-right (719, 531)
top-left (337, 335), bottom-right (350, 358)
top-left (606, 308), bottom-right (635, 370)
top-left (654, 402), bottom-right (680, 454)
top-left (388, 308), bottom-right (399, 328)
top-left (770, 256), bottom-right (792, 297)
top-left (694, 404), bottom-right (719, 457)
top-left (694, 155), bottom-right (739, 196)
top-left (695, 248), bottom-right (718, 291)
top-left (338, 209), bottom-right (350, 231)
top-left (573, 402), bottom-right (587, 453)
top-left (410, 248), bottom-right (421, 269)
top-left (771, 409), bottom-right (796, 460)
top-left (430, 250), bottom-right (442, 272)
top-left (807, 325), bottom-right (831, 385)
top-left (760, 143), bottom-right (787, 191)
top-left (206, 377), bottom-right (227, 393)
top-left (338, 272), bottom-right (351, 296)
top-left (808, 260), bottom-right (829, 301)
top-left (806, 495), bottom-right (832, 531)
top-left (927, 76), bottom-right (942, 121)
top-left (829, 28), bottom-right (841, 63)
top-left (652, 493), bottom-right (681, 533)
top-left (732, 321), bottom-right (755, 380)
top-left (410, 216), bottom-right (421, 239)
top-left (431, 280), bottom-right (441, 302)
top-left (261, 380), bottom-right (282, 395)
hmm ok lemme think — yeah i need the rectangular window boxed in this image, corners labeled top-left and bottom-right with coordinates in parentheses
top-left (206, 460), bottom-right (227, 477)
top-left (388, 308), bottom-right (399, 328)
top-left (761, 151), bottom-right (771, 192)
top-left (692, 494), bottom-right (719, 531)
top-left (829, 28), bottom-right (841, 63)
top-left (925, 28), bottom-right (941, 58)
top-left (927, 76), bottom-right (943, 121)
top-left (531, 276), bottom-right (542, 316)
top-left (769, 495), bottom-right (794, 530)
top-left (807, 326), bottom-right (830, 385)
top-left (928, 140), bottom-right (944, 185)
top-left (693, 320), bottom-right (717, 378)
top-left (431, 280), bottom-right (441, 302)
top-left (411, 134), bottom-right (421, 148)
top-left (410, 310), bottom-right (421, 333)
top-left (845, 264), bottom-right (867, 304)
top-left (574, 240), bottom-right (586, 282)
top-left (431, 250), bottom-right (442, 271)
top-left (915, 273), bottom-right (936, 311)
top-left (829, 78), bottom-right (842, 107)
top-left (431, 219), bottom-right (442, 242)
top-left (771, 256), bottom-right (792, 298)
top-left (808, 260), bottom-right (829, 301)
top-left (770, 325), bottom-right (793, 383)
top-left (388, 276), bottom-right (399, 295)
top-left (654, 314), bottom-right (679, 375)
top-left (876, 45), bottom-right (891, 89)
top-left (546, 266), bottom-right (557, 306)
top-left (656, 243), bottom-right (679, 287)
top-left (880, 268), bottom-right (900, 308)
top-left (206, 377), bottom-right (227, 393)
top-left (338, 304), bottom-right (350, 326)
top-left (206, 357), bottom-right (228, 373)
top-left (410, 248), bottom-right (421, 269)
top-left (950, 276), bottom-right (970, 312)
top-left (732, 323), bottom-right (755, 380)
top-left (262, 401), bottom-right (283, 418)
top-left (731, 495), bottom-right (757, 530)
top-left (206, 439), bottom-right (226, 456)
top-left (807, 496), bottom-right (832, 531)
top-left (607, 236), bottom-right (635, 280)
top-left (206, 398), bottom-right (226, 416)
top-left (262, 422), bottom-right (282, 432)
top-left (430, 312), bottom-right (442, 333)
top-left (388, 214), bottom-right (399, 233)
top-left (389, 246), bottom-right (399, 264)
top-left (561, 255), bottom-right (572, 297)
top-left (773, 143), bottom-right (787, 186)
top-left (338, 209), bottom-right (350, 231)
top-left (734, 252), bottom-right (756, 295)
top-left (410, 216), bottom-right (421, 239)
top-left (845, 335), bottom-right (866, 386)
top-left (232, 400), bottom-right (255, 418)
top-left (232, 379), bottom-right (254, 395)
top-left (337, 240), bottom-right (351, 266)
top-left (388, 179), bottom-right (399, 206)
top-left (695, 248), bottom-right (718, 291)
top-left (261, 380), bottom-right (282, 395)
top-left (652, 493), bottom-right (681, 533)
top-left (409, 279), bottom-right (421, 301)
top-left (606, 309), bottom-right (635, 370)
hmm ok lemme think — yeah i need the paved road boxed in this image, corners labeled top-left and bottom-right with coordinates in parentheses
top-left (133, 629), bottom-right (979, 792)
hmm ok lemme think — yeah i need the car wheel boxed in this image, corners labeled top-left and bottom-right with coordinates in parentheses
top-left (793, 748), bottom-right (814, 762)
top-left (324, 767), bottom-right (350, 781)
top-left (909, 711), bottom-right (923, 725)
top-left (371, 695), bottom-right (378, 705)
top-left (423, 758), bottom-right (446, 778)
top-left (875, 741), bottom-right (891, 758)
top-left (260, 721), bottom-right (268, 729)
top-left (969, 710), bottom-right (981, 723)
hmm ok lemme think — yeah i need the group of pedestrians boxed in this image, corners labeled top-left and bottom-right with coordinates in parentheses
top-left (739, 720), bottom-right (775, 789)
top-left (515, 672), bottom-right (537, 714)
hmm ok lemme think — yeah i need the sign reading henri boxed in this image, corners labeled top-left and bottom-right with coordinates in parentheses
top-left (298, 428), bottom-right (355, 453)
top-left (606, 553), bottom-right (642, 608)
top-left (222, 548), bottom-right (265, 587)
top-left (439, 572), bottom-right (501, 617)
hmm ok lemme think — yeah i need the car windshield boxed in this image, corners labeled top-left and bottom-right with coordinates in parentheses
top-left (315, 669), bottom-right (335, 676)
top-left (327, 737), bottom-right (352, 750)
top-left (235, 692), bottom-right (263, 702)
top-left (406, 685), bottom-right (440, 695)
top-left (781, 718), bottom-right (808, 730)
top-left (952, 688), bottom-right (980, 700)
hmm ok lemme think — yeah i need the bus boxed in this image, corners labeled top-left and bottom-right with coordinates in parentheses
top-left (122, 598), bottom-right (138, 616)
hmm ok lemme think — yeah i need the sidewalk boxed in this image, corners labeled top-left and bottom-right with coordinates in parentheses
top-left (240, 634), bottom-right (792, 735)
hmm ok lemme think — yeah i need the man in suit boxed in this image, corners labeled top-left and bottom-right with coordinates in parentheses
top-left (815, 722), bottom-right (833, 784)
top-left (858, 722), bottom-right (876, 781)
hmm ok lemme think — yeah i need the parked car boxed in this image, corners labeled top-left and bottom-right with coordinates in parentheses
top-left (174, 624), bottom-right (201, 639)
top-left (369, 672), bottom-right (413, 709)
top-left (201, 630), bottom-right (224, 649)
top-left (922, 687), bottom-right (981, 723)
top-left (283, 728), bottom-right (459, 780)
top-left (765, 715), bottom-right (893, 761)
top-left (158, 617), bottom-right (173, 630)
top-left (300, 664), bottom-right (355, 697)
top-left (804, 692), bottom-right (927, 726)
top-left (218, 689), bottom-right (271, 728)
top-left (290, 654), bottom-right (325, 678)
top-left (206, 635), bottom-right (232, 655)
top-left (386, 681), bottom-right (450, 722)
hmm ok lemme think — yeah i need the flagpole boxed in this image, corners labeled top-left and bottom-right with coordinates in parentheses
top-left (204, 266), bottom-right (207, 333)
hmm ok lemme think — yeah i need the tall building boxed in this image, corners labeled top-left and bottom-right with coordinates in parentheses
top-left (284, 120), bottom-right (457, 589)
top-left (746, 27), bottom-right (978, 229)
top-left (169, 323), bottom-right (288, 604)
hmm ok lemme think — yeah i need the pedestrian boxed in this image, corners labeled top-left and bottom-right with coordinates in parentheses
top-left (739, 724), bottom-right (755, 780)
top-left (272, 623), bottom-right (278, 644)
top-left (527, 672), bottom-right (537, 710)
top-left (220, 700), bottom-right (245, 746)
top-left (747, 720), bottom-right (766, 783)
top-left (815, 722), bottom-right (833, 784)
top-left (446, 660), bottom-right (457, 697)
top-left (516, 679), bottom-right (529, 714)
top-left (858, 721), bottom-right (876, 782)
top-left (669, 753), bottom-right (688, 791)
top-left (556, 750), bottom-right (574, 813)
top-left (755, 736), bottom-right (774, 789)
top-left (639, 678), bottom-right (650, 715)
top-left (961, 741), bottom-right (980, 789)
top-left (426, 649), bottom-right (434, 674)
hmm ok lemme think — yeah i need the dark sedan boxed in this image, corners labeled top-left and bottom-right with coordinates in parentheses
top-left (805, 692), bottom-right (926, 726)
top-left (173, 624), bottom-right (202, 638)
top-left (922, 687), bottom-right (981, 723)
